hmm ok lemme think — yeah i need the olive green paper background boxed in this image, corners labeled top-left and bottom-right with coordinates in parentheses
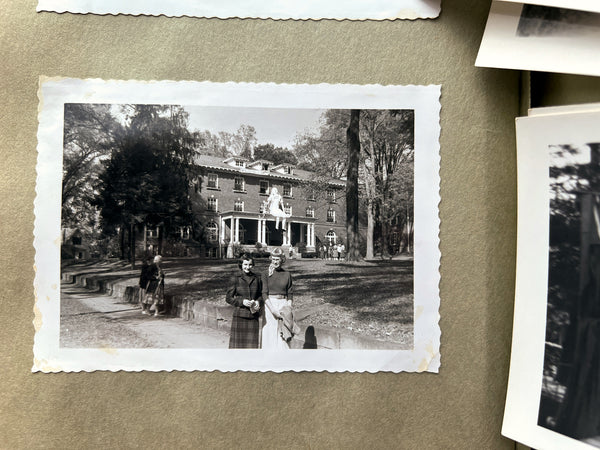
top-left (0, 0), bottom-right (542, 447)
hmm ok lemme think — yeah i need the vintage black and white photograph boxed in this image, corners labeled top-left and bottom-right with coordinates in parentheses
top-left (36, 0), bottom-right (441, 19)
top-left (537, 141), bottom-right (600, 447)
top-left (501, 0), bottom-right (600, 15)
top-left (517, 4), bottom-right (600, 37)
top-left (503, 110), bottom-right (600, 450)
top-left (33, 79), bottom-right (440, 372)
top-left (476, 1), bottom-right (600, 76)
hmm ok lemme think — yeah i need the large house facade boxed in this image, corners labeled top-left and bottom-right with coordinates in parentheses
top-left (194, 154), bottom-right (346, 258)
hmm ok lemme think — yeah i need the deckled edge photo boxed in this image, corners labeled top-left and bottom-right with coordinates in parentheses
top-left (33, 78), bottom-right (441, 373)
top-left (503, 111), bottom-right (600, 449)
top-left (36, 0), bottom-right (441, 20)
top-left (476, 1), bottom-right (600, 77)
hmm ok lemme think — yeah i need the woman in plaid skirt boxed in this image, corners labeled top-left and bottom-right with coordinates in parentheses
top-left (226, 254), bottom-right (265, 349)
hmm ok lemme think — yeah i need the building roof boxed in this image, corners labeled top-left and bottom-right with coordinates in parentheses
top-left (195, 154), bottom-right (345, 187)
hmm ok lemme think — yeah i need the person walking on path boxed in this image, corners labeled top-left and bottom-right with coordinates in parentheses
top-left (262, 248), bottom-right (298, 350)
top-left (139, 255), bottom-right (153, 314)
top-left (144, 255), bottom-right (165, 317)
top-left (225, 254), bottom-right (264, 349)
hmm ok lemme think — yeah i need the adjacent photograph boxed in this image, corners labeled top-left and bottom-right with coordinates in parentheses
top-left (36, 0), bottom-right (441, 19)
top-left (34, 79), bottom-right (441, 372)
top-left (476, 1), bottom-right (600, 77)
top-left (500, 0), bottom-right (600, 15)
top-left (503, 110), bottom-right (600, 450)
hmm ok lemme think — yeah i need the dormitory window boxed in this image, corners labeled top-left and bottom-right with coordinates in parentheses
top-left (327, 208), bottom-right (336, 223)
top-left (259, 180), bottom-right (269, 195)
top-left (234, 177), bottom-right (245, 192)
top-left (284, 204), bottom-right (292, 215)
top-left (207, 173), bottom-right (218, 189)
top-left (283, 184), bottom-right (292, 197)
top-left (208, 197), bottom-right (218, 212)
top-left (206, 222), bottom-right (218, 242)
top-left (306, 206), bottom-right (314, 218)
top-left (234, 200), bottom-right (244, 212)
top-left (327, 189), bottom-right (336, 202)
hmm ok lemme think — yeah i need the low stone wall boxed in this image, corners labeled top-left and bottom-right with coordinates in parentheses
top-left (62, 271), bottom-right (405, 350)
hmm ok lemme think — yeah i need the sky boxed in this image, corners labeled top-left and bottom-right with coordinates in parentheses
top-left (185, 106), bottom-right (326, 149)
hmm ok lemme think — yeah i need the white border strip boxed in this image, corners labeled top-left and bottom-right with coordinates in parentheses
top-left (36, 0), bottom-right (441, 19)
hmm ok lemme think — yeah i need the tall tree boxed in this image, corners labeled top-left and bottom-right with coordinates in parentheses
top-left (62, 104), bottom-right (122, 230)
top-left (346, 110), bottom-right (361, 262)
top-left (95, 105), bottom-right (199, 267)
top-left (254, 143), bottom-right (298, 166)
top-left (293, 109), bottom-right (348, 178)
top-left (361, 110), bottom-right (414, 257)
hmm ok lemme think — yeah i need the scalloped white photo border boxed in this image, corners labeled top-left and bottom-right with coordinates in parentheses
top-left (36, 0), bottom-right (440, 20)
top-left (33, 78), bottom-right (441, 373)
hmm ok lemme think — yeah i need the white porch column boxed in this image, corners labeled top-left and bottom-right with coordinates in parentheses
top-left (286, 221), bottom-right (291, 245)
top-left (256, 218), bottom-right (261, 244)
top-left (260, 219), bottom-right (265, 244)
top-left (234, 217), bottom-right (240, 243)
top-left (229, 217), bottom-right (234, 243)
top-left (220, 217), bottom-right (225, 242)
top-left (306, 223), bottom-right (310, 244)
top-left (309, 223), bottom-right (315, 247)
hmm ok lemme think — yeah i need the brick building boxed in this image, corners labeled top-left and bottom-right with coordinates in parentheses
top-left (194, 154), bottom-right (346, 258)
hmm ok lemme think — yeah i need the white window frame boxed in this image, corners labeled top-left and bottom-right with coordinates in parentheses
top-left (234, 199), bottom-right (244, 212)
top-left (206, 222), bottom-right (218, 242)
top-left (207, 172), bottom-right (219, 189)
top-left (234, 176), bottom-right (245, 192)
top-left (283, 183), bottom-right (292, 197)
top-left (259, 179), bottom-right (270, 195)
top-left (326, 230), bottom-right (337, 245)
top-left (327, 188), bottom-right (336, 202)
top-left (208, 197), bottom-right (218, 212)
top-left (284, 204), bottom-right (292, 215)
top-left (306, 206), bottom-right (314, 218)
top-left (327, 208), bottom-right (336, 223)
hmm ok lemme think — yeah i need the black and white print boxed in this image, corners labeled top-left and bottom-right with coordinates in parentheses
top-left (33, 79), bottom-right (441, 372)
top-left (476, 1), bottom-right (600, 76)
top-left (503, 110), bottom-right (600, 450)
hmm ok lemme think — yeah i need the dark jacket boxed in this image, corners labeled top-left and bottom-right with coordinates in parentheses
top-left (226, 272), bottom-right (265, 319)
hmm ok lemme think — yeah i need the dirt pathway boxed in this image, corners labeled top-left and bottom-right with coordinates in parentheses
top-left (60, 284), bottom-right (229, 348)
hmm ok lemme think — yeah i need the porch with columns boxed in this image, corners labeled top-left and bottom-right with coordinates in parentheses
top-left (219, 213), bottom-right (316, 257)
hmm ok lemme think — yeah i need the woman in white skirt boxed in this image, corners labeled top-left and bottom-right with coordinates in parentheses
top-left (262, 248), bottom-right (295, 349)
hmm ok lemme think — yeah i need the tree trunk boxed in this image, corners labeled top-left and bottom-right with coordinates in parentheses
top-left (158, 225), bottom-right (163, 255)
top-left (381, 219), bottom-right (390, 259)
top-left (346, 109), bottom-right (361, 261)
top-left (119, 225), bottom-right (125, 260)
top-left (143, 223), bottom-right (147, 257)
top-left (366, 199), bottom-right (375, 259)
top-left (130, 222), bottom-right (136, 270)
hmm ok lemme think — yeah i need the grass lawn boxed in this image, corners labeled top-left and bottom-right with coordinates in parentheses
top-left (65, 256), bottom-right (414, 345)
